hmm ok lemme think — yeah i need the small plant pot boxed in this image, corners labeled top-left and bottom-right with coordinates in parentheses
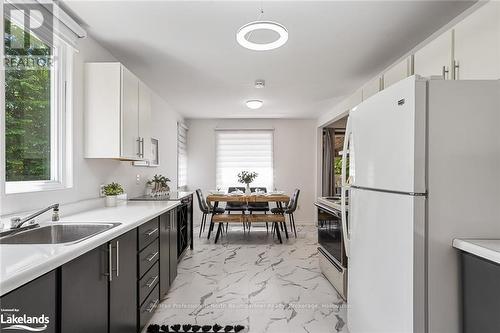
top-left (105, 195), bottom-right (117, 207)
top-left (245, 184), bottom-right (251, 195)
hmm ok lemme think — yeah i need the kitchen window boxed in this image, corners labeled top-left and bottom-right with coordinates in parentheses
top-left (215, 129), bottom-right (274, 191)
top-left (2, 3), bottom-right (78, 194)
top-left (177, 122), bottom-right (188, 189)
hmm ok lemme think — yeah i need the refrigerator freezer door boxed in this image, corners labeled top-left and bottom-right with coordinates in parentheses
top-left (347, 188), bottom-right (425, 333)
top-left (349, 75), bottom-right (426, 194)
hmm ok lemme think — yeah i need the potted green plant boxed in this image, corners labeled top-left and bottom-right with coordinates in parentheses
top-left (237, 171), bottom-right (258, 194)
top-left (103, 182), bottom-right (124, 207)
top-left (147, 174), bottom-right (171, 196)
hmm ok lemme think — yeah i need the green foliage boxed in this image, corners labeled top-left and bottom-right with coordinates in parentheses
top-left (103, 182), bottom-right (124, 196)
top-left (4, 17), bottom-right (52, 181)
top-left (334, 157), bottom-right (349, 176)
top-left (237, 171), bottom-right (258, 184)
top-left (147, 174), bottom-right (171, 187)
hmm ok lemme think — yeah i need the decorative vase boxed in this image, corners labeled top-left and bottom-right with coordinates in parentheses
top-left (145, 183), bottom-right (154, 196)
top-left (245, 183), bottom-right (251, 194)
top-left (105, 195), bottom-right (117, 207)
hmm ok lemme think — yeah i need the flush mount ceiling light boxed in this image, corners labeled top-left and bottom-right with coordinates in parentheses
top-left (237, 21), bottom-right (288, 51)
top-left (246, 100), bottom-right (264, 109)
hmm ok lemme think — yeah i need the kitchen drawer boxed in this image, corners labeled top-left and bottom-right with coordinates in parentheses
top-left (139, 284), bottom-right (159, 332)
top-left (139, 262), bottom-right (159, 306)
top-left (138, 218), bottom-right (159, 251)
top-left (139, 239), bottom-right (159, 278)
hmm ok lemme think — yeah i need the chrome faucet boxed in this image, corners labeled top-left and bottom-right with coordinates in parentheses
top-left (10, 203), bottom-right (60, 229)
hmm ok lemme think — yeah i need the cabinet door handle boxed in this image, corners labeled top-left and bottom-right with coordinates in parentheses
top-left (141, 138), bottom-right (145, 158)
top-left (146, 298), bottom-right (159, 313)
top-left (108, 243), bottom-right (113, 282)
top-left (115, 241), bottom-right (119, 277)
top-left (146, 275), bottom-right (158, 288)
top-left (442, 66), bottom-right (449, 80)
top-left (146, 251), bottom-right (159, 262)
top-left (136, 137), bottom-right (142, 157)
top-left (145, 228), bottom-right (158, 236)
top-left (453, 60), bottom-right (459, 80)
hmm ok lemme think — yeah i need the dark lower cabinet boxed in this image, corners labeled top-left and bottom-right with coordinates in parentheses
top-left (139, 284), bottom-right (160, 330)
top-left (61, 229), bottom-right (137, 333)
top-left (61, 245), bottom-right (108, 333)
top-left (110, 229), bottom-right (138, 333)
top-left (5, 207), bottom-right (182, 333)
top-left (461, 252), bottom-right (500, 333)
top-left (170, 208), bottom-right (178, 284)
top-left (159, 212), bottom-right (171, 298)
top-left (0, 271), bottom-right (57, 333)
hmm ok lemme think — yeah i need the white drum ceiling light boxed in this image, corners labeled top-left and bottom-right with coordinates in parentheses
top-left (237, 20), bottom-right (288, 51)
top-left (246, 100), bottom-right (264, 109)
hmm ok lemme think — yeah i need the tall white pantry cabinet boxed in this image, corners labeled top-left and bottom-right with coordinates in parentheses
top-left (84, 62), bottom-right (152, 161)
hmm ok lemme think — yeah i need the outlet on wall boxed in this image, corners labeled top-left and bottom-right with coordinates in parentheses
top-left (99, 184), bottom-right (105, 197)
top-left (136, 174), bottom-right (140, 185)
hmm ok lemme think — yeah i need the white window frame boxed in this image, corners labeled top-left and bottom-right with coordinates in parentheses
top-left (177, 122), bottom-right (188, 189)
top-left (3, 18), bottom-right (74, 194)
top-left (215, 129), bottom-right (275, 191)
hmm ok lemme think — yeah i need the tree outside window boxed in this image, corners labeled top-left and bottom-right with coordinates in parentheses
top-left (4, 16), bottom-right (52, 182)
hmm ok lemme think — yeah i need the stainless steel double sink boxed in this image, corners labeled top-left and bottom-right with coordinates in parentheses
top-left (0, 223), bottom-right (121, 245)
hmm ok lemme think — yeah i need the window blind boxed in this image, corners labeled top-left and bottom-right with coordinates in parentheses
top-left (215, 130), bottom-right (274, 191)
top-left (177, 122), bottom-right (188, 188)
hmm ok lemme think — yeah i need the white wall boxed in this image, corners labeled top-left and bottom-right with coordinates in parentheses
top-left (1, 36), bottom-right (182, 215)
top-left (187, 118), bottom-right (317, 225)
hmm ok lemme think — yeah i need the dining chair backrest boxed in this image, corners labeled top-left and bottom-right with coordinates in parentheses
top-left (287, 188), bottom-right (300, 213)
top-left (228, 186), bottom-right (245, 193)
top-left (226, 187), bottom-right (246, 208)
top-left (195, 189), bottom-right (209, 213)
top-left (250, 187), bottom-right (267, 193)
top-left (249, 187), bottom-right (268, 208)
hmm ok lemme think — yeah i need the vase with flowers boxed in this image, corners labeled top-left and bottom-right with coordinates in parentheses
top-left (237, 171), bottom-right (258, 194)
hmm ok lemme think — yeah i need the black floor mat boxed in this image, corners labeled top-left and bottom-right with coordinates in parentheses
top-left (147, 324), bottom-right (245, 333)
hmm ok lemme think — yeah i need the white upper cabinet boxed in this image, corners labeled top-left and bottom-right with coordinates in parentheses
top-left (138, 80), bottom-right (152, 161)
top-left (348, 89), bottom-right (363, 110)
top-left (121, 66), bottom-right (140, 160)
top-left (453, 1), bottom-right (500, 80)
top-left (383, 57), bottom-right (411, 89)
top-left (85, 62), bottom-right (152, 160)
top-left (362, 76), bottom-right (382, 101)
top-left (414, 31), bottom-right (453, 80)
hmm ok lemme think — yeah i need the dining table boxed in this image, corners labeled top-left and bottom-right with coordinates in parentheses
top-left (205, 192), bottom-right (290, 244)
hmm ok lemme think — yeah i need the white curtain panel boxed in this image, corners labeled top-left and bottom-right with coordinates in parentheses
top-left (215, 130), bottom-right (274, 191)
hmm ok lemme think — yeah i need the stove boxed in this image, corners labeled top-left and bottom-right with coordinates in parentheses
top-left (129, 191), bottom-right (192, 201)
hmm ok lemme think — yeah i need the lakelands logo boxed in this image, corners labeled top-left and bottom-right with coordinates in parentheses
top-left (0, 311), bottom-right (49, 332)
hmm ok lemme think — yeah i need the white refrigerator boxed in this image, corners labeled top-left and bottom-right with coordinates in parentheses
top-left (341, 76), bottom-right (500, 333)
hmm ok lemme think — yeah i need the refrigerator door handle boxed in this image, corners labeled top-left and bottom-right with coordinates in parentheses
top-left (341, 116), bottom-right (352, 257)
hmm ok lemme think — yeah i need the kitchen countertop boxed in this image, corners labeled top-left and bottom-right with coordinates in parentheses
top-left (0, 200), bottom-right (181, 296)
top-left (453, 239), bottom-right (500, 265)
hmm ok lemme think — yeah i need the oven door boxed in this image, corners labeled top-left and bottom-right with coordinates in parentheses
top-left (316, 203), bottom-right (347, 268)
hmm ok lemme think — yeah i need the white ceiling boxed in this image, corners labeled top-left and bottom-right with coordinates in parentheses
top-left (64, 1), bottom-right (474, 119)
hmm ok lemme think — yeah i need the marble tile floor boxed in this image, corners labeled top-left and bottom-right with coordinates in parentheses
top-left (147, 223), bottom-right (348, 333)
